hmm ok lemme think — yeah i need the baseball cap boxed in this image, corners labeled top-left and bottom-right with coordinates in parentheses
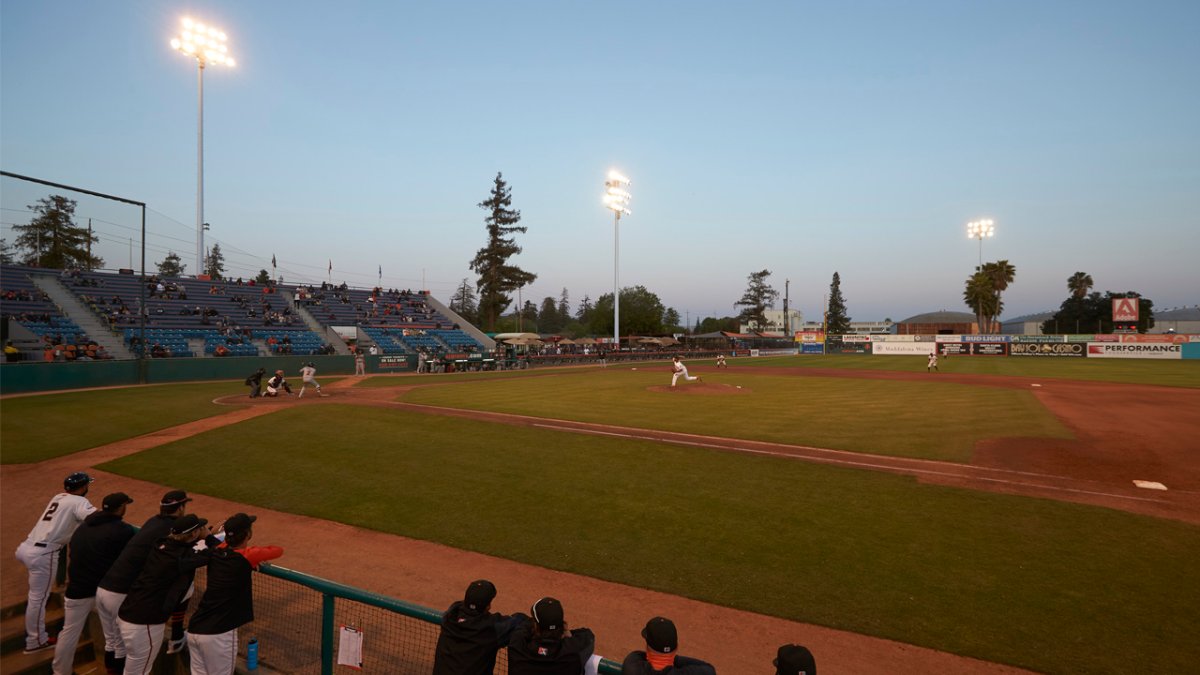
top-left (642, 617), bottom-right (677, 654)
top-left (160, 490), bottom-right (193, 507)
top-left (531, 597), bottom-right (563, 631)
top-left (171, 514), bottom-right (208, 535)
top-left (774, 644), bottom-right (816, 675)
top-left (102, 492), bottom-right (134, 511)
top-left (222, 513), bottom-right (257, 536)
top-left (463, 580), bottom-right (496, 611)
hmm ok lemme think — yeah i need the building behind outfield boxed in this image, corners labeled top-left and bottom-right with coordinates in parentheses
top-left (893, 311), bottom-right (977, 335)
top-left (1001, 311), bottom-right (1055, 335)
top-left (1150, 306), bottom-right (1200, 334)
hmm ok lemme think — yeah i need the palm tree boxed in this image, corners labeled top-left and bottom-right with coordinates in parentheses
top-left (1067, 271), bottom-right (1094, 299)
top-left (980, 260), bottom-right (1016, 332)
top-left (963, 271), bottom-right (1000, 334)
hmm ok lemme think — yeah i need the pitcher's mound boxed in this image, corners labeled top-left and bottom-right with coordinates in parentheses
top-left (646, 383), bottom-right (750, 395)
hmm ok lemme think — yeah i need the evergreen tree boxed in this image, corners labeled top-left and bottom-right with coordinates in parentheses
top-left (826, 272), bottom-right (852, 334)
top-left (521, 299), bottom-right (539, 332)
top-left (450, 278), bottom-right (478, 324)
top-left (735, 269), bottom-right (779, 332)
top-left (469, 173), bottom-right (537, 330)
top-left (664, 308), bottom-right (682, 332)
top-left (539, 297), bottom-right (562, 333)
top-left (1042, 290), bottom-right (1155, 334)
top-left (12, 195), bottom-right (103, 269)
top-left (557, 288), bottom-right (571, 326)
top-left (156, 251), bottom-right (187, 277)
top-left (0, 238), bottom-right (13, 265)
top-left (575, 295), bottom-right (593, 323)
top-left (254, 269), bottom-right (271, 285)
top-left (205, 243), bottom-right (227, 280)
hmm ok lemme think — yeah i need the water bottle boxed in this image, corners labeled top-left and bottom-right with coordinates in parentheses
top-left (247, 637), bottom-right (259, 670)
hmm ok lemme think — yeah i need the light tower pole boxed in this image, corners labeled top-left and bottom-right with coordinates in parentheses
top-left (171, 17), bottom-right (235, 275)
top-left (966, 218), bottom-right (995, 267)
top-left (603, 171), bottom-right (632, 348)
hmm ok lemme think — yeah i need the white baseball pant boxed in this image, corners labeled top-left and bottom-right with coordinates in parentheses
top-left (671, 367), bottom-right (697, 386)
top-left (94, 588), bottom-right (128, 658)
top-left (52, 594), bottom-right (125, 674)
top-left (14, 541), bottom-right (59, 649)
top-left (118, 620), bottom-right (165, 675)
top-left (188, 629), bottom-right (238, 675)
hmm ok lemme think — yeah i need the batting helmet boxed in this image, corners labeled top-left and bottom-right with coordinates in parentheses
top-left (64, 472), bottom-right (94, 491)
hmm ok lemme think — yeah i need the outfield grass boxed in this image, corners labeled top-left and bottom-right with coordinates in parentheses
top-left (396, 369), bottom-right (1072, 461)
top-left (733, 354), bottom-right (1200, 387)
top-left (0, 382), bottom-right (245, 464)
top-left (98, 405), bottom-right (1200, 675)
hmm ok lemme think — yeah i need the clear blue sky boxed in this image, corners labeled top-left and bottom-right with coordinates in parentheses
top-left (3, 1), bottom-right (1198, 326)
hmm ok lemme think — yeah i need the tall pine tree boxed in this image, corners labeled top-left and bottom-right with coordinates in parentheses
top-left (156, 251), bottom-right (187, 277)
top-left (469, 173), bottom-right (537, 330)
top-left (826, 271), bottom-right (852, 334)
top-left (12, 195), bottom-right (103, 269)
top-left (734, 269), bottom-right (778, 332)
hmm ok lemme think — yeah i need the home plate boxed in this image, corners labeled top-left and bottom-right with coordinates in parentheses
top-left (1133, 480), bottom-right (1168, 490)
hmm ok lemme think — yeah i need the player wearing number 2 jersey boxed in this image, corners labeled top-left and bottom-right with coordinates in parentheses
top-left (14, 472), bottom-right (96, 653)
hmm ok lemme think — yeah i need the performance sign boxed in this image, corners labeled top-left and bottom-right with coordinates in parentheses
top-left (1087, 343), bottom-right (1181, 359)
top-left (1010, 342), bottom-right (1087, 357)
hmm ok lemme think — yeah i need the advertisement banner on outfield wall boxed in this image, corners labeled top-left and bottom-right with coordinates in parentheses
top-left (972, 343), bottom-right (1009, 356)
top-left (1010, 342), bottom-right (1087, 357)
top-left (961, 335), bottom-right (1011, 343)
top-left (794, 331), bottom-right (825, 343)
top-left (1087, 343), bottom-right (1182, 359)
top-left (935, 335), bottom-right (962, 342)
top-left (841, 335), bottom-right (873, 342)
top-left (800, 343), bottom-right (825, 354)
top-left (938, 343), bottom-right (970, 356)
top-left (1118, 334), bottom-right (1195, 344)
top-left (825, 336), bottom-right (871, 354)
top-left (872, 342), bottom-right (935, 355)
top-left (1011, 335), bottom-right (1066, 343)
top-left (1183, 343), bottom-right (1200, 360)
top-left (873, 335), bottom-right (917, 342)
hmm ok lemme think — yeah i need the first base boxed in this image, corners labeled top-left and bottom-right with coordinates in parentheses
top-left (1132, 480), bottom-right (1168, 490)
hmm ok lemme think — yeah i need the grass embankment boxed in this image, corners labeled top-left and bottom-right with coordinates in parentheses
top-left (0, 381), bottom-right (244, 464)
top-left (735, 354), bottom-right (1200, 387)
top-left (99, 405), bottom-right (1200, 675)
top-left (396, 370), bottom-right (1071, 461)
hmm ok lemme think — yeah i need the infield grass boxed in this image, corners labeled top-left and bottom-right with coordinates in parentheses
top-left (99, 404), bottom-right (1200, 675)
top-left (395, 369), bottom-right (1072, 461)
top-left (0, 381), bottom-right (245, 464)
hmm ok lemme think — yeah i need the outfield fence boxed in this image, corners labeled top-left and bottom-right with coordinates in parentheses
top-left (190, 562), bottom-right (622, 674)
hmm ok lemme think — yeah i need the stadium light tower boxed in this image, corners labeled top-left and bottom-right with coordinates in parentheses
top-left (966, 218), bottom-right (994, 266)
top-left (170, 17), bottom-right (236, 276)
top-left (603, 171), bottom-right (632, 347)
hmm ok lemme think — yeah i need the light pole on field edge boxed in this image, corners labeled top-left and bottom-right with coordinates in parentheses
top-left (170, 17), bottom-right (236, 276)
top-left (603, 170), bottom-right (631, 349)
top-left (966, 218), bottom-right (995, 267)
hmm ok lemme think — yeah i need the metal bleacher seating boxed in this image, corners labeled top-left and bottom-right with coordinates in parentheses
top-left (1, 265), bottom-right (91, 346)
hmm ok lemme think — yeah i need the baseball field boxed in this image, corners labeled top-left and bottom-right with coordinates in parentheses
top-left (3, 355), bottom-right (1199, 674)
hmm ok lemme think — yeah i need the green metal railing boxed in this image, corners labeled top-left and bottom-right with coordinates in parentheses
top-left (258, 562), bottom-right (623, 674)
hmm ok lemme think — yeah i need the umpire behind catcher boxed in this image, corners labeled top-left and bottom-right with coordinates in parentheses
top-left (433, 579), bottom-right (528, 675)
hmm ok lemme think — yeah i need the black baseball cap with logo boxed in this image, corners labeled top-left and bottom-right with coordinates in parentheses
top-left (464, 580), bottom-right (497, 612)
top-left (222, 513), bottom-right (257, 536)
top-left (102, 492), bottom-right (133, 511)
top-left (171, 514), bottom-right (208, 535)
top-left (531, 597), bottom-right (563, 631)
top-left (774, 644), bottom-right (816, 675)
top-left (160, 490), bottom-right (193, 507)
top-left (642, 617), bottom-right (678, 654)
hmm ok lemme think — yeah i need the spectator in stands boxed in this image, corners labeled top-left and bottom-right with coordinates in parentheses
top-left (773, 644), bottom-right (815, 675)
top-left (506, 597), bottom-right (595, 675)
top-left (4, 340), bottom-right (20, 362)
top-left (214, 344), bottom-right (231, 357)
top-left (186, 513), bottom-right (284, 674)
top-left (51, 492), bottom-right (136, 675)
top-left (433, 580), bottom-right (527, 675)
top-left (621, 617), bottom-right (715, 674)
